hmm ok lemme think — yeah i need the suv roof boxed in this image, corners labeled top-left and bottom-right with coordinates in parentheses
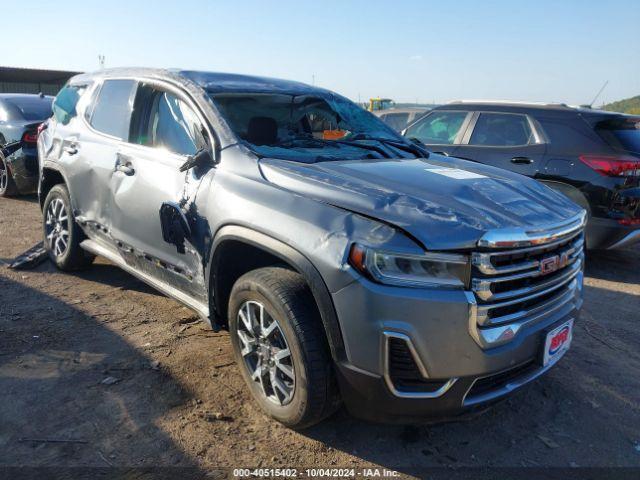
top-left (438, 100), bottom-right (633, 117)
top-left (374, 107), bottom-right (429, 115)
top-left (180, 70), bottom-right (317, 94)
top-left (70, 67), bottom-right (320, 96)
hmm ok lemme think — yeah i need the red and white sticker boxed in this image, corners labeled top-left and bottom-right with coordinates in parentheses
top-left (543, 319), bottom-right (573, 367)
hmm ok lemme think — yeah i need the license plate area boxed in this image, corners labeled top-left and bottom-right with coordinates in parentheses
top-left (542, 319), bottom-right (573, 367)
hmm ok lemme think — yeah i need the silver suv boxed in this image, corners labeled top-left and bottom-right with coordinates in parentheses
top-left (38, 68), bottom-right (585, 428)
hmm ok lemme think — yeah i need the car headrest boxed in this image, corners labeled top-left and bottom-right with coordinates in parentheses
top-left (247, 116), bottom-right (278, 146)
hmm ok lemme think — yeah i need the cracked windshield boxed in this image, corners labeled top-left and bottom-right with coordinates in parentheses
top-left (212, 93), bottom-right (426, 161)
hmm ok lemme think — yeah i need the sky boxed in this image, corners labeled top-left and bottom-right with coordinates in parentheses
top-left (4, 0), bottom-right (639, 105)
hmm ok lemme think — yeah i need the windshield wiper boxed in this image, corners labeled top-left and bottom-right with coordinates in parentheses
top-left (348, 134), bottom-right (429, 158)
top-left (329, 139), bottom-right (391, 159)
top-left (275, 135), bottom-right (392, 159)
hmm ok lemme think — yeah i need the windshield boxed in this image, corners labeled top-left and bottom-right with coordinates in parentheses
top-left (595, 116), bottom-right (640, 155)
top-left (210, 92), bottom-right (423, 162)
top-left (4, 96), bottom-right (53, 121)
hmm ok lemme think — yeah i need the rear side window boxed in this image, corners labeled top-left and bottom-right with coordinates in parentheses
top-left (90, 79), bottom-right (137, 140)
top-left (536, 115), bottom-right (602, 151)
top-left (404, 111), bottom-right (468, 144)
top-left (53, 86), bottom-right (85, 125)
top-left (381, 113), bottom-right (409, 131)
top-left (131, 85), bottom-right (205, 156)
top-left (469, 113), bottom-right (534, 147)
top-left (594, 117), bottom-right (640, 154)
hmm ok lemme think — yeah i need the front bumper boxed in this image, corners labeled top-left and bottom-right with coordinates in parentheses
top-left (587, 216), bottom-right (640, 250)
top-left (335, 342), bottom-right (573, 423)
top-left (332, 271), bottom-right (583, 423)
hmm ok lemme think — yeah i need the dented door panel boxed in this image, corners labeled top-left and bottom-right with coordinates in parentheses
top-left (67, 134), bottom-right (121, 240)
top-left (106, 143), bottom-right (210, 302)
top-left (46, 120), bottom-right (118, 242)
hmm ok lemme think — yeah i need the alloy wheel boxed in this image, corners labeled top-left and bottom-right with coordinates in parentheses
top-left (236, 300), bottom-right (296, 405)
top-left (0, 158), bottom-right (7, 193)
top-left (45, 198), bottom-right (70, 258)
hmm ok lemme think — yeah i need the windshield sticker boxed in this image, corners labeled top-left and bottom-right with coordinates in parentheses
top-left (424, 167), bottom-right (487, 180)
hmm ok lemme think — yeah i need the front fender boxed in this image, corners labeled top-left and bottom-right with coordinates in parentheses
top-left (206, 224), bottom-right (347, 362)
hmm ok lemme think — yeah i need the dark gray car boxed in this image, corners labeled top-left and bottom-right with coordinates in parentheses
top-left (38, 68), bottom-right (585, 428)
top-left (402, 102), bottom-right (640, 249)
top-left (0, 93), bottom-right (53, 196)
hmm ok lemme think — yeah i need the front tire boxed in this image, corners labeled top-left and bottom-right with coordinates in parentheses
top-left (228, 267), bottom-right (339, 429)
top-left (43, 184), bottom-right (95, 271)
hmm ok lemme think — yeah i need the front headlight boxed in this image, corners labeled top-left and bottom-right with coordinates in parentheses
top-left (348, 244), bottom-right (469, 289)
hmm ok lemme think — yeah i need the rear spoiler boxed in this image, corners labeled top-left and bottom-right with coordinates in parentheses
top-left (583, 112), bottom-right (640, 127)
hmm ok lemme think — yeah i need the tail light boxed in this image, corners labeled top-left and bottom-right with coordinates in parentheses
top-left (21, 131), bottom-right (38, 144)
top-left (618, 218), bottom-right (640, 226)
top-left (579, 155), bottom-right (640, 177)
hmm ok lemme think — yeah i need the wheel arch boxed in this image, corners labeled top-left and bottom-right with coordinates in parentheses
top-left (206, 225), bottom-right (347, 362)
top-left (39, 162), bottom-right (70, 210)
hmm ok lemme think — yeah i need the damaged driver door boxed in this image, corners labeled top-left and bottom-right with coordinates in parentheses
top-left (107, 81), bottom-right (213, 303)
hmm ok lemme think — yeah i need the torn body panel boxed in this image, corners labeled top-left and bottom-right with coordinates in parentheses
top-left (159, 202), bottom-right (192, 254)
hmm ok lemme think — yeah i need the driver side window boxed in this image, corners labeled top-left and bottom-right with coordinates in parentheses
top-left (132, 85), bottom-right (206, 156)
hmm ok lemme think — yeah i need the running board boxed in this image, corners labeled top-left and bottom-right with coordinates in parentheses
top-left (80, 239), bottom-right (210, 324)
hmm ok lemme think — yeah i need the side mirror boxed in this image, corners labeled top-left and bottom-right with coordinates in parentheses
top-left (179, 147), bottom-right (213, 172)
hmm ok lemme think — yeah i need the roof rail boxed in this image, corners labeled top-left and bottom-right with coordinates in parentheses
top-left (447, 99), bottom-right (570, 108)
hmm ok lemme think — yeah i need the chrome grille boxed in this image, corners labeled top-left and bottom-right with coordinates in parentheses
top-left (468, 225), bottom-right (585, 349)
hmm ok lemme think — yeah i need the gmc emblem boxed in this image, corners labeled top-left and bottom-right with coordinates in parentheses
top-left (539, 252), bottom-right (569, 275)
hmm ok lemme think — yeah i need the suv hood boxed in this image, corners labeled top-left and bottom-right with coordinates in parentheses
top-left (259, 155), bottom-right (583, 250)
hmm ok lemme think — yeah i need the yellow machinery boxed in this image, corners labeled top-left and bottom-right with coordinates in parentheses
top-left (368, 98), bottom-right (395, 111)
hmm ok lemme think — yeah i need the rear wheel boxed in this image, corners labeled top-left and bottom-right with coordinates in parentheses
top-left (0, 154), bottom-right (17, 197)
top-left (43, 184), bottom-right (95, 270)
top-left (228, 267), bottom-right (339, 429)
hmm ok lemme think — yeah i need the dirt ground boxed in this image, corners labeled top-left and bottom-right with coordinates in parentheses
top-left (1, 194), bottom-right (639, 477)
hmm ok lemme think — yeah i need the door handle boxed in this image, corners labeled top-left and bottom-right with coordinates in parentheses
top-left (63, 141), bottom-right (78, 155)
top-left (115, 153), bottom-right (135, 176)
top-left (116, 164), bottom-right (135, 175)
top-left (511, 156), bottom-right (533, 165)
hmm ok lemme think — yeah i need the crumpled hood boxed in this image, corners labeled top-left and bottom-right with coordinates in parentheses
top-left (259, 155), bottom-right (583, 250)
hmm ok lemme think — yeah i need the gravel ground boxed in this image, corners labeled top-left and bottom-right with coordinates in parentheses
top-left (1, 194), bottom-right (639, 476)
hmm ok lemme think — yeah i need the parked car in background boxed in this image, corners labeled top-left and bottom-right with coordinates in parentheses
top-left (39, 69), bottom-right (584, 427)
top-left (0, 93), bottom-right (53, 196)
top-left (374, 107), bottom-right (429, 132)
top-left (403, 101), bottom-right (640, 249)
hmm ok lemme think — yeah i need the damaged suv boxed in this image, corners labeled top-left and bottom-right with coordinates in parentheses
top-left (38, 69), bottom-right (585, 428)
